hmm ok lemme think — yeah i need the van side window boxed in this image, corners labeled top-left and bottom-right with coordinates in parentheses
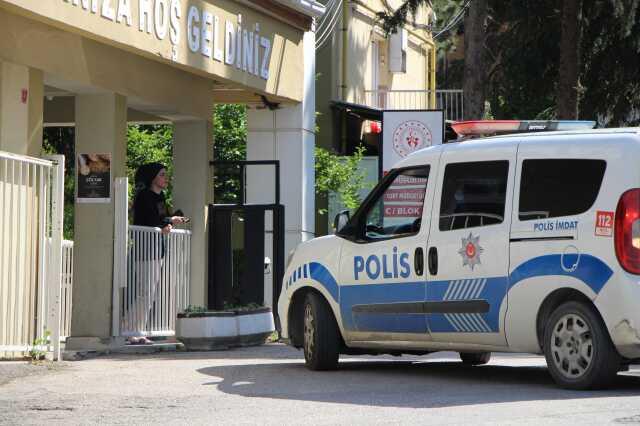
top-left (518, 159), bottom-right (606, 221)
top-left (439, 161), bottom-right (509, 231)
top-left (362, 167), bottom-right (430, 240)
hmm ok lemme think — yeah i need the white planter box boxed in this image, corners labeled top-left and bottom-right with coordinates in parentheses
top-left (176, 307), bottom-right (275, 351)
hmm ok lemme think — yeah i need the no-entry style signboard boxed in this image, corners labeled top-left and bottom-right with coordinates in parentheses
top-left (382, 110), bottom-right (444, 175)
top-left (381, 110), bottom-right (443, 219)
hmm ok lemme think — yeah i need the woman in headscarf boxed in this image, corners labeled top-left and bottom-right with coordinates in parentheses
top-left (133, 162), bottom-right (187, 233)
top-left (128, 163), bottom-right (187, 344)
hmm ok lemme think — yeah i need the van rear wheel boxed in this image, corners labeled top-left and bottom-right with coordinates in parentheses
top-left (303, 292), bottom-right (340, 371)
top-left (543, 301), bottom-right (620, 390)
top-left (460, 352), bottom-right (491, 365)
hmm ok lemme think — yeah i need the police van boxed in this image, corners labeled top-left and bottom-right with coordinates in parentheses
top-left (278, 127), bottom-right (640, 389)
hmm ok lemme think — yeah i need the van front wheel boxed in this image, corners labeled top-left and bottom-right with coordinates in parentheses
top-left (303, 292), bottom-right (340, 371)
top-left (543, 301), bottom-right (620, 390)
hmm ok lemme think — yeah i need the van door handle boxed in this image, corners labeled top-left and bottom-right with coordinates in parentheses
top-left (414, 247), bottom-right (424, 276)
top-left (428, 247), bottom-right (438, 275)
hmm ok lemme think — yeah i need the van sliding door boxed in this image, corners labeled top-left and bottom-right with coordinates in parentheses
top-left (425, 144), bottom-right (516, 347)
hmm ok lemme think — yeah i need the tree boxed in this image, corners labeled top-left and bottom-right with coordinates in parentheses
top-left (212, 104), bottom-right (247, 203)
top-left (580, 0), bottom-right (640, 126)
top-left (463, 0), bottom-right (488, 119)
top-left (557, 0), bottom-right (582, 119)
top-left (126, 124), bottom-right (174, 204)
top-left (43, 127), bottom-right (77, 240)
top-left (378, 0), bottom-right (488, 119)
top-left (484, 0), bottom-right (560, 120)
top-left (315, 145), bottom-right (370, 215)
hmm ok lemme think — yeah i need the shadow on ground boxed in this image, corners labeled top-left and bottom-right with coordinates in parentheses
top-left (196, 357), bottom-right (640, 409)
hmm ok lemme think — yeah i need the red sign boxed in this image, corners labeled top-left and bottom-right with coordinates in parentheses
top-left (20, 89), bottom-right (28, 104)
top-left (384, 205), bottom-right (423, 217)
top-left (595, 211), bottom-right (614, 237)
top-left (384, 188), bottom-right (425, 202)
top-left (392, 175), bottom-right (428, 186)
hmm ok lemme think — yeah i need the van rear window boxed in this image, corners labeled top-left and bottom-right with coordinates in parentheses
top-left (518, 159), bottom-right (606, 221)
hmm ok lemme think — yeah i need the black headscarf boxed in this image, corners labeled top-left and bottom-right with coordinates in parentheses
top-left (134, 162), bottom-right (165, 193)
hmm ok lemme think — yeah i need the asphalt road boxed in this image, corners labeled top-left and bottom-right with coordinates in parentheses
top-left (1, 344), bottom-right (640, 425)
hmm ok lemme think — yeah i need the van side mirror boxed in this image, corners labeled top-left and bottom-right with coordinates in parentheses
top-left (333, 210), bottom-right (350, 233)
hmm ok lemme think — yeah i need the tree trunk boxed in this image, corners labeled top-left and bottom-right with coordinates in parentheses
top-left (557, 0), bottom-right (582, 119)
top-left (463, 0), bottom-right (488, 120)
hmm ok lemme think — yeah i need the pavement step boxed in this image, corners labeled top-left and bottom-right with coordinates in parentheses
top-left (63, 342), bottom-right (183, 360)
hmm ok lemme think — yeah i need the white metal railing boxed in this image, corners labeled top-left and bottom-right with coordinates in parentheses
top-left (60, 240), bottom-right (74, 341)
top-left (360, 89), bottom-right (464, 122)
top-left (112, 177), bottom-right (192, 338)
top-left (118, 226), bottom-right (191, 337)
top-left (0, 151), bottom-right (64, 359)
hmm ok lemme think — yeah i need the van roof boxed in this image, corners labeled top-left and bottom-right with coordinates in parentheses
top-left (397, 127), bottom-right (640, 167)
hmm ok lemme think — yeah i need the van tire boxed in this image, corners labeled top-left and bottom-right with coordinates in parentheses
top-left (460, 352), bottom-right (491, 365)
top-left (543, 301), bottom-right (620, 390)
top-left (302, 292), bottom-right (340, 371)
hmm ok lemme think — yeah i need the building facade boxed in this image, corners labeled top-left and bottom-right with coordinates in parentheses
top-left (0, 0), bottom-right (322, 352)
top-left (314, 0), bottom-right (439, 235)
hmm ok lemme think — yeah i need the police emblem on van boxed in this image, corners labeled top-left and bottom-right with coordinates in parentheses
top-left (459, 233), bottom-right (483, 270)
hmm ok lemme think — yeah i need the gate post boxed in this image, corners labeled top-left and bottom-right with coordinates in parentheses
top-left (46, 155), bottom-right (64, 361)
top-left (112, 177), bottom-right (129, 337)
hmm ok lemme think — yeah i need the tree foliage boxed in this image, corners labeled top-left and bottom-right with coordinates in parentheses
top-left (580, 0), bottom-right (640, 125)
top-left (315, 144), bottom-right (369, 214)
top-left (382, 0), bottom-right (640, 125)
top-left (212, 104), bottom-right (247, 203)
top-left (126, 124), bottom-right (174, 204)
top-left (376, 0), bottom-right (433, 34)
top-left (43, 127), bottom-right (76, 240)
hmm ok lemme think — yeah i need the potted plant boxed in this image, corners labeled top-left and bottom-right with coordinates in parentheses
top-left (176, 303), bottom-right (275, 351)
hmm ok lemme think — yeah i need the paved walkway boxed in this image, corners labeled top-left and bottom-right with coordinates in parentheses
top-left (1, 344), bottom-right (640, 425)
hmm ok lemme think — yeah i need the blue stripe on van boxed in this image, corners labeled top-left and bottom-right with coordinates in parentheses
top-left (340, 282), bottom-right (427, 333)
top-left (292, 253), bottom-right (613, 334)
top-left (308, 262), bottom-right (340, 303)
top-left (509, 254), bottom-right (613, 294)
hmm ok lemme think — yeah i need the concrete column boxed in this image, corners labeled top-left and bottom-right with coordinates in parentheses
top-left (246, 30), bottom-right (316, 306)
top-left (68, 93), bottom-right (127, 346)
top-left (0, 61), bottom-right (43, 156)
top-left (173, 120), bottom-right (214, 308)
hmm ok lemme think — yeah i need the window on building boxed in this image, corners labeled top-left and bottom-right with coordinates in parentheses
top-left (439, 161), bottom-right (509, 231)
top-left (518, 159), bottom-right (606, 221)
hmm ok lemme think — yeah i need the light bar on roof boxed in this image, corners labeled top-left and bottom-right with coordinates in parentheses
top-left (451, 120), bottom-right (596, 136)
top-left (451, 120), bottom-right (520, 135)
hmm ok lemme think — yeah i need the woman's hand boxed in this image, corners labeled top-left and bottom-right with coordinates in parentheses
top-left (170, 216), bottom-right (189, 225)
top-left (161, 224), bottom-right (173, 234)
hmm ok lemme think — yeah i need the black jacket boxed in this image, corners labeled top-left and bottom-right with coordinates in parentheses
top-left (133, 189), bottom-right (171, 228)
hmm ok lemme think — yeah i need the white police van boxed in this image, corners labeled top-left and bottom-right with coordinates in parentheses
top-left (278, 127), bottom-right (640, 389)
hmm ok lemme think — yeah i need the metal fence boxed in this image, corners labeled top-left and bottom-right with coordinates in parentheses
top-left (117, 226), bottom-right (191, 337)
top-left (0, 151), bottom-right (64, 360)
top-left (112, 177), bottom-right (192, 338)
top-left (60, 240), bottom-right (74, 341)
top-left (361, 89), bottom-right (464, 122)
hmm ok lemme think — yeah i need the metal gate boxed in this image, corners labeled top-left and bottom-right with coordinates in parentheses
top-left (0, 151), bottom-right (65, 360)
top-left (208, 161), bottom-right (285, 320)
top-left (112, 178), bottom-right (192, 338)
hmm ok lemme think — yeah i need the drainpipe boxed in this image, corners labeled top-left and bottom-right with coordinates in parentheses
top-left (430, 45), bottom-right (436, 108)
top-left (341, 0), bottom-right (348, 101)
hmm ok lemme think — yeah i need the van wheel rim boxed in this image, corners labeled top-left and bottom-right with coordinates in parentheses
top-left (550, 313), bottom-right (594, 379)
top-left (304, 304), bottom-right (315, 358)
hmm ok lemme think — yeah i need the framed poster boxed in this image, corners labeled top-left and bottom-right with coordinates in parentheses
top-left (381, 110), bottom-right (444, 176)
top-left (76, 153), bottom-right (111, 203)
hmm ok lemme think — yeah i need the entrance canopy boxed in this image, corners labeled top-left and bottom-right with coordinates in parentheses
top-left (0, 0), bottom-right (323, 121)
